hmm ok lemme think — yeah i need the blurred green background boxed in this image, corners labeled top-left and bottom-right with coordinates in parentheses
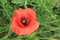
top-left (0, 0), bottom-right (60, 40)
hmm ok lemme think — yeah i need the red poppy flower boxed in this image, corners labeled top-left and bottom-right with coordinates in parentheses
top-left (10, 8), bottom-right (40, 35)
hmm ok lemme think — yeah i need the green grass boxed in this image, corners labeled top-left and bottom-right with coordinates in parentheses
top-left (0, 0), bottom-right (60, 40)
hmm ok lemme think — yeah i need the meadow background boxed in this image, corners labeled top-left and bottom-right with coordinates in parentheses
top-left (0, 0), bottom-right (60, 40)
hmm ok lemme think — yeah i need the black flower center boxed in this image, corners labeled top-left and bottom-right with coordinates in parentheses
top-left (21, 17), bottom-right (29, 26)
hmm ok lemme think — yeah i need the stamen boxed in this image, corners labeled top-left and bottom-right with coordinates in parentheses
top-left (21, 17), bottom-right (29, 26)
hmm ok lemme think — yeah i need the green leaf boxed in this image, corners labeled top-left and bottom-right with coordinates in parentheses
top-left (0, 0), bottom-right (7, 5)
top-left (12, 0), bottom-right (25, 4)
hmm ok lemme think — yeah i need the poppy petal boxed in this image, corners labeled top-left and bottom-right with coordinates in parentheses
top-left (18, 8), bottom-right (24, 12)
top-left (24, 8), bottom-right (36, 20)
top-left (14, 8), bottom-right (24, 15)
top-left (10, 21), bottom-right (40, 35)
top-left (19, 22), bottom-right (40, 35)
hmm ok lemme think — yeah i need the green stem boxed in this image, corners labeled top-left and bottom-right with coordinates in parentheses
top-left (24, 0), bottom-right (27, 8)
